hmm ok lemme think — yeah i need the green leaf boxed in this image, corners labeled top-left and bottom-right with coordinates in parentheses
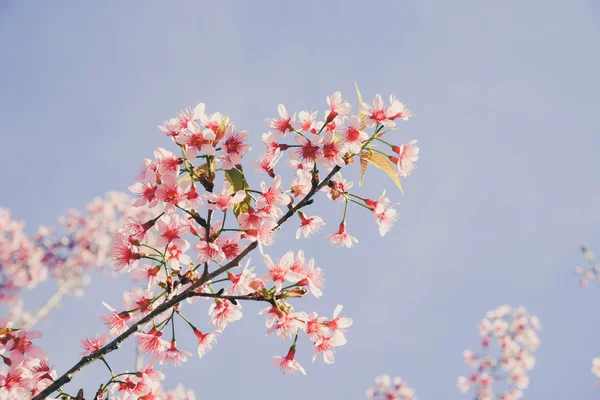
top-left (224, 168), bottom-right (251, 217)
top-left (213, 115), bottom-right (230, 145)
top-left (355, 82), bottom-right (369, 131)
top-left (376, 127), bottom-right (398, 138)
top-left (0, 327), bottom-right (17, 337)
top-left (177, 159), bottom-right (216, 184)
top-left (363, 150), bottom-right (404, 195)
top-left (359, 154), bottom-right (368, 187)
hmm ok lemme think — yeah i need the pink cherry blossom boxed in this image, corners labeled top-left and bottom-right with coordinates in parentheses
top-left (272, 345), bottom-right (306, 375)
top-left (312, 331), bottom-right (347, 364)
top-left (388, 94), bottom-right (414, 121)
top-left (176, 123), bottom-right (216, 158)
top-left (290, 169), bottom-right (313, 199)
top-left (238, 207), bottom-right (267, 230)
top-left (326, 91), bottom-right (352, 122)
top-left (101, 302), bottom-right (130, 336)
top-left (227, 262), bottom-right (256, 295)
top-left (360, 94), bottom-right (399, 128)
top-left (243, 217), bottom-right (277, 250)
top-left (326, 222), bottom-right (359, 248)
top-left (193, 329), bottom-right (218, 358)
top-left (156, 214), bottom-right (188, 248)
top-left (111, 231), bottom-right (141, 272)
top-left (319, 131), bottom-right (347, 169)
top-left (263, 252), bottom-right (304, 290)
top-left (205, 181), bottom-right (246, 211)
top-left (365, 191), bottom-right (398, 236)
top-left (194, 239), bottom-right (225, 264)
top-left (366, 375), bottom-right (417, 400)
top-left (129, 181), bottom-right (159, 208)
top-left (266, 104), bottom-right (295, 136)
top-left (80, 333), bottom-right (110, 356)
top-left (218, 233), bottom-right (244, 260)
top-left (297, 110), bottom-right (318, 134)
top-left (266, 311), bottom-right (307, 341)
top-left (156, 175), bottom-right (189, 211)
top-left (137, 328), bottom-right (168, 356)
top-left (295, 256), bottom-right (325, 298)
top-left (458, 305), bottom-right (540, 399)
top-left (159, 340), bottom-right (192, 367)
top-left (256, 176), bottom-right (290, 210)
top-left (208, 298), bottom-right (243, 331)
top-left (154, 148), bottom-right (182, 178)
top-left (292, 135), bottom-right (323, 168)
top-left (592, 357), bottom-right (600, 379)
top-left (338, 115), bottom-right (369, 154)
top-left (221, 126), bottom-right (250, 168)
top-left (325, 305), bottom-right (353, 340)
top-left (391, 140), bottom-right (419, 177)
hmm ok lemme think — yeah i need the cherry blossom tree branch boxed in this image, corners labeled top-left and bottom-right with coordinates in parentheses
top-left (33, 165), bottom-right (341, 400)
top-left (190, 291), bottom-right (289, 302)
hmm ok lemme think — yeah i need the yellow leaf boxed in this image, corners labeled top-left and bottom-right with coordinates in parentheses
top-left (177, 160), bottom-right (216, 184)
top-left (224, 168), bottom-right (251, 217)
top-left (213, 115), bottom-right (230, 145)
top-left (363, 150), bottom-right (404, 195)
top-left (194, 160), bottom-right (216, 178)
top-left (376, 127), bottom-right (398, 138)
top-left (0, 327), bottom-right (16, 336)
top-left (177, 174), bottom-right (191, 184)
top-left (359, 154), bottom-right (368, 187)
top-left (355, 82), bottom-right (368, 131)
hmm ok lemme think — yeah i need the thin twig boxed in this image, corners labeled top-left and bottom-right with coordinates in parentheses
top-left (22, 279), bottom-right (77, 330)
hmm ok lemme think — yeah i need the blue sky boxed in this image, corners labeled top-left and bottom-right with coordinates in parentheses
top-left (1, 1), bottom-right (600, 398)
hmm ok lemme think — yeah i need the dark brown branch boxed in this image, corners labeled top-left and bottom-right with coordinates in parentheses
top-left (190, 292), bottom-right (288, 302)
top-left (33, 165), bottom-right (340, 400)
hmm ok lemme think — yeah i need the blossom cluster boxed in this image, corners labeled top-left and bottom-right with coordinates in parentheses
top-left (574, 244), bottom-right (600, 386)
top-left (457, 305), bottom-right (541, 400)
top-left (0, 319), bottom-right (56, 398)
top-left (0, 192), bottom-right (149, 325)
top-left (574, 244), bottom-right (599, 288)
top-left (366, 375), bottom-right (417, 399)
top-left (30, 88), bottom-right (420, 399)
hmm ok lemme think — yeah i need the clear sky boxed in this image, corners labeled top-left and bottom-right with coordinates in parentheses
top-left (1, 1), bottom-right (600, 398)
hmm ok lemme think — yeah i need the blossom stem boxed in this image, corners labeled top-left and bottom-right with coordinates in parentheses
top-left (141, 255), bottom-right (163, 263)
top-left (176, 311), bottom-right (197, 331)
top-left (141, 243), bottom-right (164, 257)
top-left (170, 311), bottom-right (176, 341)
top-left (348, 198), bottom-right (372, 211)
top-left (99, 356), bottom-right (114, 377)
top-left (342, 198), bottom-right (349, 223)
top-left (375, 137), bottom-right (394, 147)
top-left (372, 148), bottom-right (391, 158)
top-left (346, 192), bottom-right (367, 202)
top-left (206, 155), bottom-right (213, 178)
top-left (361, 124), bottom-right (384, 150)
top-left (221, 210), bottom-right (228, 230)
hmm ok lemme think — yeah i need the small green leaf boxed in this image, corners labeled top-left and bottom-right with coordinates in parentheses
top-left (355, 82), bottom-right (369, 131)
top-left (363, 150), bottom-right (404, 195)
top-left (359, 154), bottom-right (368, 187)
top-left (224, 168), bottom-right (251, 217)
top-left (213, 115), bottom-right (230, 145)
